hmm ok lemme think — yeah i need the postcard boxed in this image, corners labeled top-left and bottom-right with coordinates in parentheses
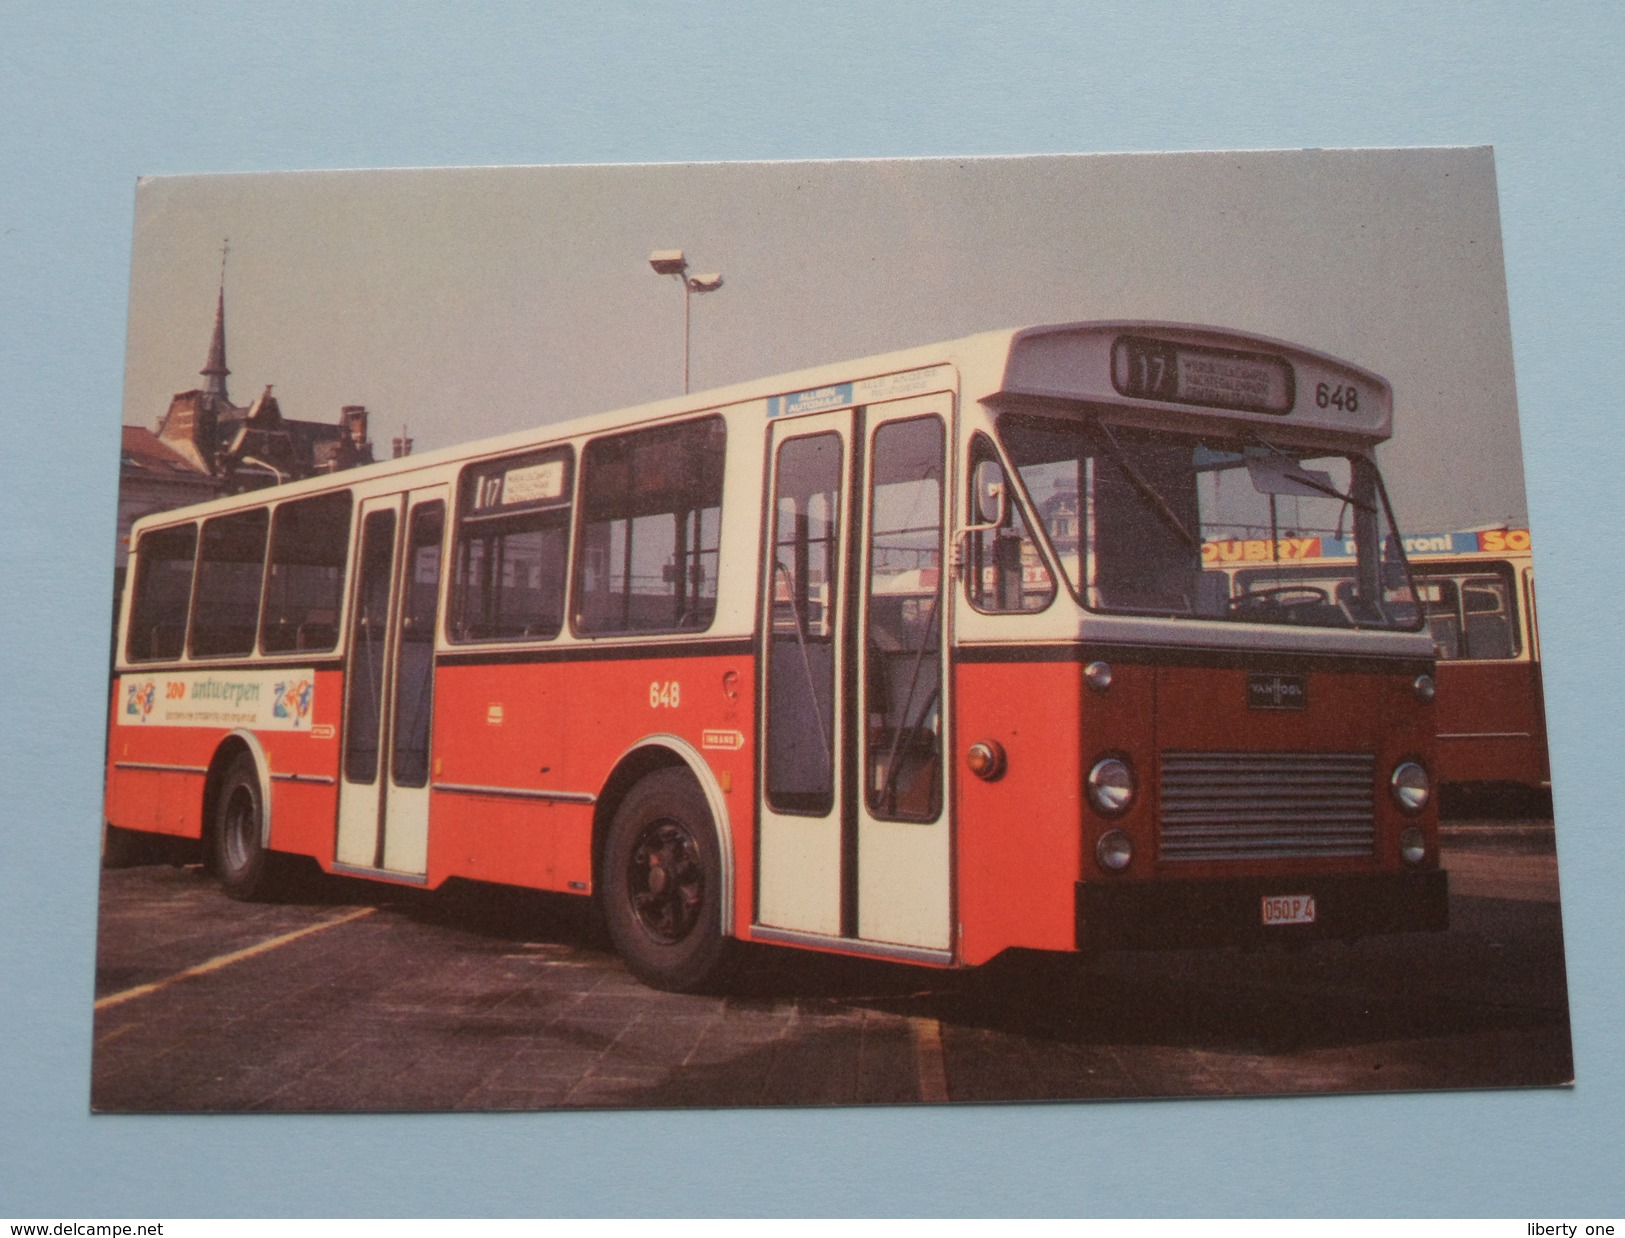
top-left (93, 149), bottom-right (1570, 1112)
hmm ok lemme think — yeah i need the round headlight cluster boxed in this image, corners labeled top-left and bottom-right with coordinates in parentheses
top-left (1391, 761), bottom-right (1431, 813)
top-left (1399, 826), bottom-right (1427, 866)
top-left (1084, 661), bottom-right (1114, 694)
top-left (1413, 674), bottom-right (1435, 704)
top-left (1086, 756), bottom-right (1135, 816)
top-left (1095, 829), bottom-right (1133, 872)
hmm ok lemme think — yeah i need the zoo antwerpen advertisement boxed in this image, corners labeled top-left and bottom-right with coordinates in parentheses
top-left (119, 670), bottom-right (316, 731)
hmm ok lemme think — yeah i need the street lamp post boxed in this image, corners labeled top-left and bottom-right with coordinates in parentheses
top-left (237, 455), bottom-right (288, 487)
top-left (649, 249), bottom-right (723, 393)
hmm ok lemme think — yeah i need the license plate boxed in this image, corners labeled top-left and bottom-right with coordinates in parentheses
top-left (1261, 894), bottom-right (1316, 926)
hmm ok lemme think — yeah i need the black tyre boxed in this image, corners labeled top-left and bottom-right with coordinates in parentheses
top-left (601, 768), bottom-right (734, 992)
top-left (212, 753), bottom-right (277, 900)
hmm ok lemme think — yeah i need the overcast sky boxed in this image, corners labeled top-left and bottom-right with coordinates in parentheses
top-left (123, 147), bottom-right (1522, 532)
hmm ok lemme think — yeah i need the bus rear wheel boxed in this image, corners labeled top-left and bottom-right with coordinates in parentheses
top-left (602, 768), bottom-right (734, 993)
top-left (212, 754), bottom-right (277, 901)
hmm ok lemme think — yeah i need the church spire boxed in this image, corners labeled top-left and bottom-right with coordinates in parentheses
top-left (201, 240), bottom-right (230, 401)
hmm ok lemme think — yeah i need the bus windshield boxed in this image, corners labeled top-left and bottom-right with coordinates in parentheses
top-left (997, 413), bottom-right (1422, 632)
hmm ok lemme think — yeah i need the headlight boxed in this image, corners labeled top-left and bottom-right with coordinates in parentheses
top-left (1087, 756), bottom-right (1135, 816)
top-left (1391, 761), bottom-right (1431, 813)
top-left (1413, 674), bottom-right (1435, 704)
top-left (1399, 826), bottom-right (1427, 865)
top-left (1095, 829), bottom-right (1133, 872)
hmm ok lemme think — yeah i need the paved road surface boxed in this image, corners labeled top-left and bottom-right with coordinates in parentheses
top-left (90, 822), bottom-right (1572, 1111)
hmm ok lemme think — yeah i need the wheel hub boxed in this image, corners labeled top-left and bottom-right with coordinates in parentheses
top-left (224, 787), bottom-right (256, 872)
top-left (627, 818), bottom-right (704, 943)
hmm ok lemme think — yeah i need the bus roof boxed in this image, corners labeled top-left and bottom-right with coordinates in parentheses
top-left (125, 320), bottom-right (1394, 534)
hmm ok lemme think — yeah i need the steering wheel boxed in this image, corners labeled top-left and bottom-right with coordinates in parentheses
top-left (1228, 585), bottom-right (1330, 611)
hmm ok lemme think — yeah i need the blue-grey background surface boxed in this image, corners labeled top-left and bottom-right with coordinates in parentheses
top-left (1, 1), bottom-right (1619, 1218)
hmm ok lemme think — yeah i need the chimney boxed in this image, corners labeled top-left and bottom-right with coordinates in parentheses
top-left (392, 423), bottom-right (413, 459)
top-left (341, 404), bottom-right (369, 447)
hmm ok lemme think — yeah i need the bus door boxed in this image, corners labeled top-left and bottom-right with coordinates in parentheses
top-left (756, 395), bottom-right (952, 955)
top-left (335, 486), bottom-right (448, 877)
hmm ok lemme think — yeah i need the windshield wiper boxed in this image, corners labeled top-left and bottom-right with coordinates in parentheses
top-left (1098, 423), bottom-right (1198, 549)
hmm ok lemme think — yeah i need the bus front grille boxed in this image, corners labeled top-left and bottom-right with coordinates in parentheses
top-left (1158, 751), bottom-right (1376, 862)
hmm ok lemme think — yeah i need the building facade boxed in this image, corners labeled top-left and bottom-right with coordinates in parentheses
top-left (116, 286), bottom-right (378, 575)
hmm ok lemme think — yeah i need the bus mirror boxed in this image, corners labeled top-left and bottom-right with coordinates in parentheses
top-left (973, 460), bottom-right (1008, 527)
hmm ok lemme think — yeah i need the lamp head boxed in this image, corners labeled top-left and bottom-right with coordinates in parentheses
top-left (648, 249), bottom-right (687, 276)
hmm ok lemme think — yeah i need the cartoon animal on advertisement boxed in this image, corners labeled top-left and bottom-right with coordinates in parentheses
top-left (272, 679), bottom-right (313, 727)
top-left (124, 681), bottom-right (156, 722)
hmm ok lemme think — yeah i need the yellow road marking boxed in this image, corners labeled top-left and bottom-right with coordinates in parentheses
top-left (911, 1015), bottom-right (949, 1102)
top-left (94, 906), bottom-right (377, 1012)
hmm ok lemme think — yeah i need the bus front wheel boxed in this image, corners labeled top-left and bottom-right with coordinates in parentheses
top-left (602, 768), bottom-right (734, 993)
top-left (212, 754), bottom-right (276, 901)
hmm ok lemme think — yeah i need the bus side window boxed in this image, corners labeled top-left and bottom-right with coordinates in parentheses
top-left (574, 417), bottom-right (725, 635)
top-left (865, 415), bottom-right (944, 822)
top-left (190, 508), bottom-right (269, 658)
top-left (260, 491), bottom-right (352, 653)
top-left (964, 436), bottom-right (1055, 614)
top-left (454, 519), bottom-right (570, 640)
top-left (392, 501), bottom-right (444, 788)
top-left (125, 523), bottom-right (198, 662)
top-left (765, 432), bottom-right (842, 815)
top-left (1413, 577), bottom-right (1463, 660)
top-left (1462, 574), bottom-right (1519, 659)
top-left (451, 447), bottom-right (573, 642)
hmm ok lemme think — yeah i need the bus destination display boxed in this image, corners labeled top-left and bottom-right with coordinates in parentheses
top-left (470, 451), bottom-right (570, 513)
top-left (1112, 335), bottom-right (1294, 415)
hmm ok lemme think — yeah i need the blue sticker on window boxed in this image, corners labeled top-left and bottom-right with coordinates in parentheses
top-left (767, 383), bottom-right (854, 419)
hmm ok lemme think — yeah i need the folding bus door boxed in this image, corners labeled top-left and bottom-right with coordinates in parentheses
top-left (757, 409), bottom-right (853, 938)
top-left (755, 393), bottom-right (953, 957)
top-left (853, 396), bottom-right (952, 952)
top-left (335, 485), bottom-right (448, 877)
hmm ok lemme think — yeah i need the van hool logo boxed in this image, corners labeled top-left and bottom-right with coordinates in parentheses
top-left (124, 681), bottom-right (157, 721)
top-left (1247, 672), bottom-right (1307, 710)
top-left (272, 679), bottom-right (314, 727)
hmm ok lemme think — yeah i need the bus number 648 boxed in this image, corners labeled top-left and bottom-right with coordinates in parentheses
top-left (649, 680), bottom-right (681, 708)
top-left (1315, 382), bottom-right (1359, 412)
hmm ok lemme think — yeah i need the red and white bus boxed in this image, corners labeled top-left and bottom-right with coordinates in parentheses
top-left (106, 321), bottom-right (1447, 991)
top-left (1212, 526), bottom-right (1547, 806)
